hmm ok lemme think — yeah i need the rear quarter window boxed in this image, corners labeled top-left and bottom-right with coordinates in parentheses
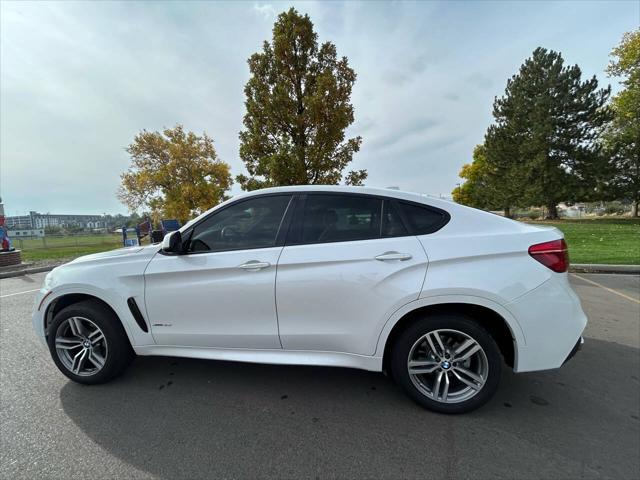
top-left (398, 201), bottom-right (449, 234)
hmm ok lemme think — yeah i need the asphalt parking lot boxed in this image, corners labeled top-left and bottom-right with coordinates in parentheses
top-left (1, 272), bottom-right (638, 479)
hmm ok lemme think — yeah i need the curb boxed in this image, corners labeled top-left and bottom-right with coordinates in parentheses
top-left (570, 264), bottom-right (640, 275)
top-left (0, 262), bottom-right (34, 273)
top-left (0, 265), bottom-right (58, 280)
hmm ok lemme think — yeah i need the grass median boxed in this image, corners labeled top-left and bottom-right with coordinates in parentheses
top-left (526, 218), bottom-right (639, 265)
top-left (16, 235), bottom-right (124, 262)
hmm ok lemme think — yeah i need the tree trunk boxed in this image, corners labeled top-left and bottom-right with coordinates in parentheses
top-left (546, 202), bottom-right (559, 220)
top-left (633, 200), bottom-right (639, 218)
top-left (503, 206), bottom-right (511, 218)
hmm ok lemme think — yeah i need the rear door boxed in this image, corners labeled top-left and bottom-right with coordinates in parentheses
top-left (275, 193), bottom-right (429, 355)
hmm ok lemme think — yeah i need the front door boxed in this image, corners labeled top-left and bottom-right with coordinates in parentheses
top-left (144, 194), bottom-right (293, 349)
top-left (275, 193), bottom-right (429, 356)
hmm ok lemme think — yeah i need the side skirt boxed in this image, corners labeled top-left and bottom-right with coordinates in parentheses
top-left (133, 345), bottom-right (383, 372)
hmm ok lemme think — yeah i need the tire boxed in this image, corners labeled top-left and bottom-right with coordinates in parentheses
top-left (389, 314), bottom-right (502, 414)
top-left (47, 300), bottom-right (134, 384)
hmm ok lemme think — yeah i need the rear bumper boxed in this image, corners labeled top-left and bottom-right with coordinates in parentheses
top-left (507, 275), bottom-right (588, 372)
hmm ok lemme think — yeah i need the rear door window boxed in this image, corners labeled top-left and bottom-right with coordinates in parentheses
top-left (299, 194), bottom-right (382, 244)
top-left (382, 200), bottom-right (408, 237)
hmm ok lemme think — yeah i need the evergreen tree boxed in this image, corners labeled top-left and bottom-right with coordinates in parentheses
top-left (483, 123), bottom-right (530, 217)
top-left (485, 48), bottom-right (610, 218)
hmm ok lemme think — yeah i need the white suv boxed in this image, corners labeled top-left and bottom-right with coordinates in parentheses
top-left (32, 186), bottom-right (586, 413)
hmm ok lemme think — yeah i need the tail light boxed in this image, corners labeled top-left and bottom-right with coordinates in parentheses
top-left (528, 239), bottom-right (569, 273)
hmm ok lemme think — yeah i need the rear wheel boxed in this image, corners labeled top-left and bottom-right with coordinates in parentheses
top-left (47, 300), bottom-right (133, 384)
top-left (390, 314), bottom-right (502, 414)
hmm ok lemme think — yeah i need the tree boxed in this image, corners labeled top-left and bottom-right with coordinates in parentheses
top-left (66, 224), bottom-right (85, 234)
top-left (237, 8), bottom-right (365, 190)
top-left (483, 124), bottom-right (532, 217)
top-left (484, 48), bottom-right (611, 218)
top-left (44, 225), bottom-right (62, 235)
top-left (452, 146), bottom-right (489, 207)
top-left (453, 145), bottom-right (501, 212)
top-left (453, 144), bottom-right (523, 217)
top-left (604, 29), bottom-right (640, 216)
top-left (118, 125), bottom-right (232, 223)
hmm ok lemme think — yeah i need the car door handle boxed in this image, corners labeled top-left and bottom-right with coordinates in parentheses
top-left (238, 261), bottom-right (271, 271)
top-left (375, 251), bottom-right (412, 261)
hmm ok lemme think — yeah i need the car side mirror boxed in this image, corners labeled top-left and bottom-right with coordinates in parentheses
top-left (161, 230), bottom-right (183, 254)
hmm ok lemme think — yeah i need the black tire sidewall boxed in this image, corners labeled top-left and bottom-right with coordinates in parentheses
top-left (47, 300), bottom-right (132, 385)
top-left (390, 314), bottom-right (502, 414)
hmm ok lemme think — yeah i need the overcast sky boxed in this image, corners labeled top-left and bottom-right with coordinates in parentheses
top-left (1, 1), bottom-right (637, 216)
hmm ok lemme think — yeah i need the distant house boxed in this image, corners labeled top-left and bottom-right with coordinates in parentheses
top-left (558, 203), bottom-right (585, 218)
top-left (8, 229), bottom-right (45, 238)
top-left (5, 211), bottom-right (107, 230)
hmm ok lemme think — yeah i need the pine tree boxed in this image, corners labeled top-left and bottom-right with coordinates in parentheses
top-left (485, 48), bottom-right (610, 218)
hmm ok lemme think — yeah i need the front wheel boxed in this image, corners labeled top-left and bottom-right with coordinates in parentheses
top-left (390, 314), bottom-right (502, 414)
top-left (47, 300), bottom-right (133, 384)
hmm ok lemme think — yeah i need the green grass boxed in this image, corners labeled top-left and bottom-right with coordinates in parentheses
top-left (526, 218), bottom-right (640, 265)
top-left (15, 235), bottom-right (123, 262)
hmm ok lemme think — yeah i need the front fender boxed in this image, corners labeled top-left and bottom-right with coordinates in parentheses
top-left (34, 250), bottom-right (158, 347)
top-left (34, 281), bottom-right (155, 348)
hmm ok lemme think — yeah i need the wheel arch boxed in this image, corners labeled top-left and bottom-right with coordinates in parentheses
top-left (44, 293), bottom-right (131, 346)
top-left (380, 301), bottom-right (518, 373)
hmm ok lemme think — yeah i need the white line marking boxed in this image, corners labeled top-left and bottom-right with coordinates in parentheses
top-left (0, 288), bottom-right (40, 299)
top-left (571, 273), bottom-right (640, 305)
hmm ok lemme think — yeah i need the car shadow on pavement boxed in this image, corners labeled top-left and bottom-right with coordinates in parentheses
top-left (60, 337), bottom-right (639, 479)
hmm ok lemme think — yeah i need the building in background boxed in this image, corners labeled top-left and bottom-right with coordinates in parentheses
top-left (8, 228), bottom-right (45, 238)
top-left (5, 211), bottom-right (107, 230)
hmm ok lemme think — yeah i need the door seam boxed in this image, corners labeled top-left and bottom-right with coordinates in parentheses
top-left (274, 246), bottom-right (286, 349)
top-left (415, 235), bottom-right (430, 297)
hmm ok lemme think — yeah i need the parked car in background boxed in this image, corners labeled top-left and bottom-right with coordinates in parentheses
top-left (32, 186), bottom-right (586, 413)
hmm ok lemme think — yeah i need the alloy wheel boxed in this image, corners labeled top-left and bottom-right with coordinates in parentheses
top-left (54, 316), bottom-right (108, 377)
top-left (407, 329), bottom-right (488, 404)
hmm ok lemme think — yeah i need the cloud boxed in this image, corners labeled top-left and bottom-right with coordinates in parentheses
top-left (466, 72), bottom-right (495, 91)
top-left (369, 117), bottom-right (440, 150)
top-left (409, 53), bottom-right (431, 75)
top-left (353, 117), bottom-right (376, 134)
top-left (382, 52), bottom-right (433, 86)
top-left (253, 3), bottom-right (276, 20)
top-left (1, 0), bottom-right (636, 213)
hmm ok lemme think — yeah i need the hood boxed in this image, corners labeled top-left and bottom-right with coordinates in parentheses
top-left (44, 244), bottom-right (160, 290)
top-left (67, 244), bottom-right (160, 265)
